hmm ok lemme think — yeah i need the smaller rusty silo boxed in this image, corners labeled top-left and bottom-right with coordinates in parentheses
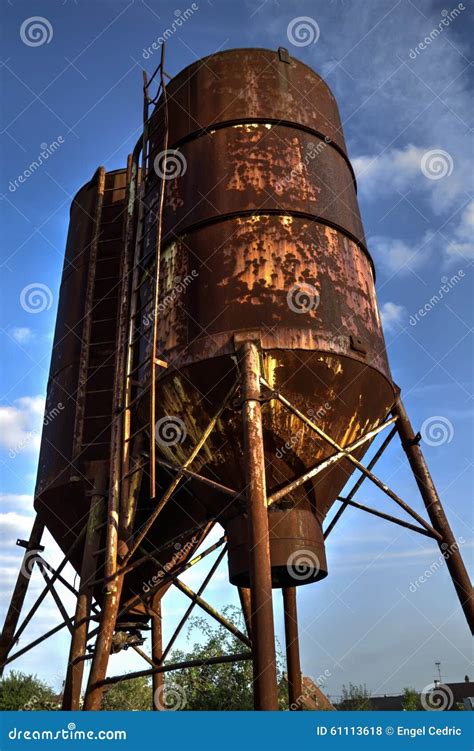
top-left (34, 168), bottom-right (128, 573)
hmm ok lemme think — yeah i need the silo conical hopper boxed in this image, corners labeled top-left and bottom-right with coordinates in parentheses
top-left (135, 47), bottom-right (396, 587)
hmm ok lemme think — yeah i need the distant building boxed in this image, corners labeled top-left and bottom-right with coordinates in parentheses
top-left (369, 681), bottom-right (474, 711)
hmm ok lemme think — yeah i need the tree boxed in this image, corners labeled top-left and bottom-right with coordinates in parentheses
top-left (0, 671), bottom-right (58, 711)
top-left (162, 608), bottom-right (288, 711)
top-left (338, 683), bottom-right (373, 710)
top-left (402, 687), bottom-right (422, 711)
top-left (102, 676), bottom-right (152, 711)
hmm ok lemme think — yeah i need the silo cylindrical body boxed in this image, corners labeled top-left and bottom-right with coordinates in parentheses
top-left (134, 48), bottom-right (396, 587)
top-left (33, 168), bottom-right (129, 575)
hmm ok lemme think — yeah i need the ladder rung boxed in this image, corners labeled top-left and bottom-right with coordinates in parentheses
top-left (87, 363), bottom-right (115, 373)
top-left (130, 299), bottom-right (154, 321)
top-left (120, 462), bottom-right (147, 482)
top-left (97, 237), bottom-right (123, 245)
top-left (136, 217), bottom-right (158, 245)
top-left (83, 414), bottom-right (113, 420)
top-left (103, 185), bottom-right (126, 193)
top-left (85, 388), bottom-right (113, 395)
top-left (94, 255), bottom-right (122, 263)
top-left (89, 316), bottom-right (118, 324)
top-left (88, 339), bottom-right (117, 347)
top-left (82, 441), bottom-right (110, 447)
top-left (94, 275), bottom-right (121, 283)
top-left (127, 354), bottom-right (152, 377)
top-left (99, 217), bottom-right (126, 227)
top-left (131, 272), bottom-right (155, 295)
top-left (91, 295), bottom-right (119, 305)
top-left (123, 422), bottom-right (150, 443)
top-left (124, 390), bottom-right (146, 411)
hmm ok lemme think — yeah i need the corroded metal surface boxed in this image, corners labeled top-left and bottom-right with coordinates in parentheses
top-left (157, 127), bottom-right (364, 249)
top-left (138, 48), bottom-right (396, 587)
top-left (148, 48), bottom-right (349, 157)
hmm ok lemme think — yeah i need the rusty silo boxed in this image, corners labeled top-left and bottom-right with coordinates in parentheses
top-left (1, 47), bottom-right (472, 713)
top-left (143, 48), bottom-right (396, 590)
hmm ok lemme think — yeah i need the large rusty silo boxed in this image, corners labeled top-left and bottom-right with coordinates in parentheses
top-left (138, 48), bottom-right (395, 587)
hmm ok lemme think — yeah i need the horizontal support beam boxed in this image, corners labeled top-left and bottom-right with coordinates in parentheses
top-left (95, 652), bottom-right (253, 687)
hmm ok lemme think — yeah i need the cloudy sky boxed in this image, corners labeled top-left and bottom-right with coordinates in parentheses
top-left (0, 0), bottom-right (472, 703)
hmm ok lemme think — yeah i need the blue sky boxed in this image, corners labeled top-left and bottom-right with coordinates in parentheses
top-left (0, 0), bottom-right (472, 703)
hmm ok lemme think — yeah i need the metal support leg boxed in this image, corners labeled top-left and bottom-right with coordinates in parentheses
top-left (83, 456), bottom-right (141, 709)
top-left (283, 587), bottom-right (302, 710)
top-left (151, 595), bottom-right (163, 710)
top-left (238, 587), bottom-right (252, 639)
top-left (62, 473), bottom-right (106, 709)
top-left (240, 341), bottom-right (278, 710)
top-left (0, 515), bottom-right (45, 675)
top-left (393, 397), bottom-right (474, 633)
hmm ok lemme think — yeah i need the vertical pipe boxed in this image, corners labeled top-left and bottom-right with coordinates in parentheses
top-left (82, 509), bottom-right (123, 710)
top-left (240, 341), bottom-right (278, 710)
top-left (151, 596), bottom-right (164, 710)
top-left (83, 449), bottom-right (142, 710)
top-left (282, 587), bottom-right (302, 710)
top-left (62, 471), bottom-right (106, 709)
top-left (0, 515), bottom-right (45, 675)
top-left (393, 397), bottom-right (474, 633)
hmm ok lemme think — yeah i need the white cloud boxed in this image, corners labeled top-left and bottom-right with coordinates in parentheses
top-left (353, 144), bottom-right (464, 216)
top-left (0, 511), bottom-right (34, 540)
top-left (0, 395), bottom-right (45, 456)
top-left (354, 145), bottom-right (425, 196)
top-left (380, 302), bottom-right (406, 333)
top-left (10, 327), bottom-right (34, 345)
top-left (368, 230), bottom-right (434, 275)
top-left (0, 494), bottom-right (34, 514)
top-left (446, 200), bottom-right (474, 260)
